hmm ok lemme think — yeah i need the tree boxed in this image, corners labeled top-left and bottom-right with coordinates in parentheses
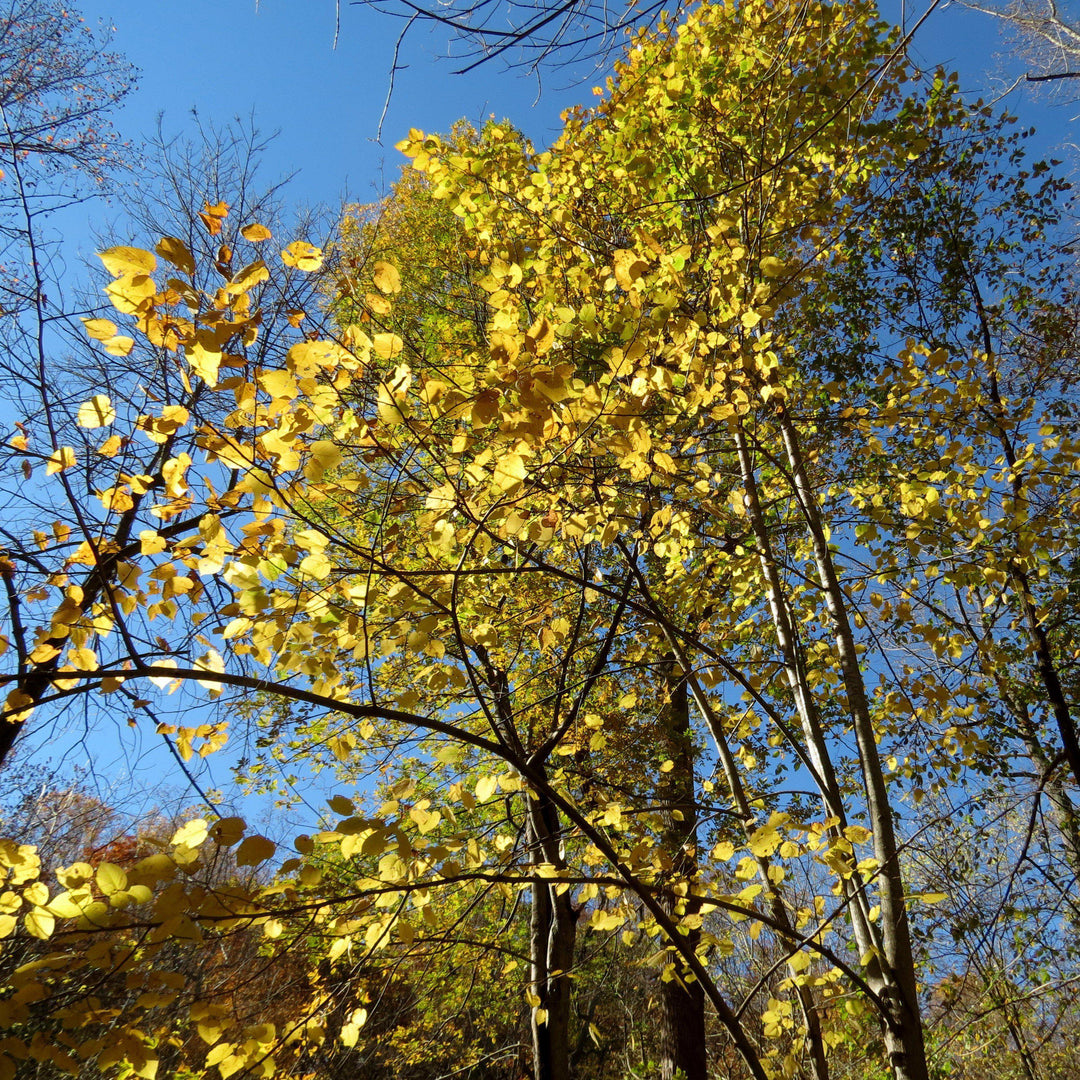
top-left (0, 107), bottom-right (336, 772)
top-left (0, 0), bottom-right (134, 324)
top-left (335, 118), bottom-right (716, 1080)
top-left (0, 0), bottom-right (133, 179)
top-left (0, 3), bottom-right (1078, 1080)
top-left (958, 0), bottom-right (1080, 84)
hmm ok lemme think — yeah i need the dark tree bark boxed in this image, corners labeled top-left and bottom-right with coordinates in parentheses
top-left (527, 779), bottom-right (578, 1080)
top-left (656, 653), bottom-right (707, 1080)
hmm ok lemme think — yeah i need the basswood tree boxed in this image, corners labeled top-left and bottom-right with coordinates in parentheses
top-left (334, 119), bottom-right (718, 1080)
top-left (0, 2), bottom-right (1078, 1079)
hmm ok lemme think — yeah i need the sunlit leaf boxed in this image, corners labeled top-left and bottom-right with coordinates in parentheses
top-left (241, 222), bottom-right (272, 242)
top-left (281, 241), bottom-right (324, 272)
top-left (372, 260), bottom-right (401, 294)
top-left (46, 447), bottom-right (75, 475)
top-left (155, 236), bottom-right (196, 276)
top-left (99, 245), bottom-right (156, 277)
top-left (77, 395), bottom-right (116, 428)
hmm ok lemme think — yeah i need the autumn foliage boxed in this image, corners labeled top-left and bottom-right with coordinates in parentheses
top-left (0, 2), bottom-right (1078, 1079)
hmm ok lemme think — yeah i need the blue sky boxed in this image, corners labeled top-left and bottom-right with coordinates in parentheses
top-left (78, 0), bottom-right (1075, 218)
top-left (80, 0), bottom-right (593, 214)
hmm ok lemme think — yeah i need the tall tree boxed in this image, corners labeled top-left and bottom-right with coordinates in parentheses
top-left (0, 5), bottom-right (1078, 1080)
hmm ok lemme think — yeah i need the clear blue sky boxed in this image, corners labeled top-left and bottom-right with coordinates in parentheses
top-left (79, 0), bottom-right (1074, 217)
top-left (81, 0), bottom-right (593, 212)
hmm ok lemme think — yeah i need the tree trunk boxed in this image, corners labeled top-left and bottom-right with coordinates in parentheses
top-left (527, 781), bottom-right (577, 1080)
top-left (656, 653), bottom-right (707, 1080)
top-left (775, 408), bottom-right (929, 1080)
top-left (733, 417), bottom-right (930, 1080)
top-left (628, 563), bottom-right (830, 1080)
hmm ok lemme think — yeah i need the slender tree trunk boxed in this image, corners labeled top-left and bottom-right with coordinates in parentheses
top-left (526, 781), bottom-right (577, 1080)
top-left (973, 283), bottom-right (1080, 825)
top-left (656, 653), bottom-right (707, 1080)
top-left (530, 872), bottom-right (556, 1080)
top-left (733, 416), bottom-right (930, 1080)
top-left (624, 558), bottom-right (831, 1080)
top-left (1010, 562), bottom-right (1080, 791)
top-left (999, 688), bottom-right (1080, 884)
top-left (775, 407), bottom-right (929, 1080)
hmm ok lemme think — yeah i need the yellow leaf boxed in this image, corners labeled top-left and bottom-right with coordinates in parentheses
top-left (241, 222), bottom-right (272, 242)
top-left (328, 795), bottom-right (355, 816)
top-left (373, 260), bottom-right (401, 294)
top-left (227, 260), bottom-right (270, 295)
top-left (77, 395), bottom-right (116, 428)
top-left (236, 835), bottom-right (276, 866)
top-left (148, 659), bottom-right (179, 689)
top-left (194, 648), bottom-right (226, 695)
top-left (760, 255), bottom-right (787, 277)
top-left (5, 688), bottom-right (34, 722)
top-left (56, 861), bottom-right (94, 888)
top-left (96, 863), bottom-right (127, 895)
top-left (590, 910), bottom-right (623, 932)
top-left (281, 241), bottom-right (324, 272)
top-left (308, 439), bottom-right (342, 476)
top-left (171, 819), bottom-right (209, 848)
top-left (46, 891), bottom-right (86, 918)
top-left (258, 368), bottom-right (297, 400)
top-left (46, 447), bottom-right (75, 475)
top-left (68, 647), bottom-right (98, 671)
top-left (747, 823), bottom-right (781, 858)
top-left (287, 340), bottom-right (340, 376)
top-left (365, 291), bottom-right (391, 315)
top-left (205, 1044), bottom-right (233, 1068)
top-left (24, 907), bottom-right (54, 939)
top-left (919, 891), bottom-right (948, 904)
top-left (492, 454), bottom-right (527, 492)
top-left (475, 775), bottom-right (498, 803)
top-left (82, 317), bottom-right (118, 341)
top-left (104, 335), bottom-right (135, 356)
top-left (613, 249), bottom-right (648, 289)
top-left (787, 950), bottom-right (812, 973)
top-left (185, 330), bottom-right (223, 386)
top-left (488, 330), bottom-right (519, 365)
top-left (99, 245), bottom-right (157, 277)
top-left (136, 404), bottom-right (189, 444)
top-left (139, 530), bottom-right (167, 555)
top-left (133, 1052), bottom-right (159, 1080)
top-left (199, 201), bottom-right (229, 236)
top-left (155, 236), bottom-right (196, 276)
top-left (23, 881), bottom-right (48, 906)
top-left (525, 315), bottom-right (555, 356)
top-left (210, 817), bottom-right (246, 847)
top-left (104, 272), bottom-right (157, 314)
top-left (373, 333), bottom-right (404, 360)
